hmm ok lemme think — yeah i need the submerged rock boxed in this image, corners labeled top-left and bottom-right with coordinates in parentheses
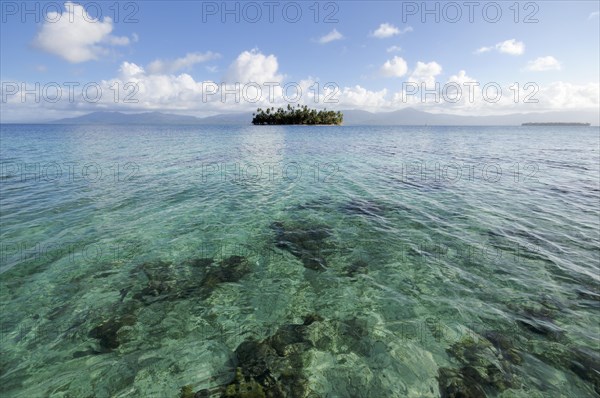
top-left (198, 256), bottom-right (251, 298)
top-left (132, 256), bottom-right (251, 303)
top-left (88, 313), bottom-right (136, 352)
top-left (337, 317), bottom-right (371, 356)
top-left (531, 341), bottom-right (600, 395)
top-left (185, 258), bottom-right (215, 268)
top-left (270, 221), bottom-right (335, 271)
top-left (179, 385), bottom-right (195, 398)
top-left (514, 303), bottom-right (564, 339)
top-left (223, 321), bottom-right (315, 397)
top-left (222, 368), bottom-right (266, 398)
top-left (483, 331), bottom-right (522, 365)
top-left (182, 315), bottom-right (324, 398)
top-left (345, 260), bottom-right (368, 277)
top-left (439, 334), bottom-right (521, 397)
top-left (568, 347), bottom-right (600, 394)
top-left (438, 366), bottom-right (487, 398)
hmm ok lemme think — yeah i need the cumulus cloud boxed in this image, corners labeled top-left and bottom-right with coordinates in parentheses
top-left (336, 85), bottom-right (389, 110)
top-left (224, 49), bottom-right (283, 84)
top-left (3, 74), bottom-right (598, 122)
top-left (380, 56), bottom-right (408, 77)
top-left (539, 82), bottom-right (599, 109)
top-left (589, 11), bottom-right (599, 19)
top-left (147, 52), bottom-right (221, 74)
top-left (318, 29), bottom-right (344, 44)
top-left (476, 39), bottom-right (525, 55)
top-left (386, 45), bottom-right (402, 53)
top-left (447, 70), bottom-right (477, 85)
top-left (525, 56), bottom-right (562, 71)
top-left (408, 61), bottom-right (443, 86)
top-left (371, 23), bottom-right (412, 38)
top-left (4, 44), bottom-right (598, 122)
top-left (32, 2), bottom-right (132, 63)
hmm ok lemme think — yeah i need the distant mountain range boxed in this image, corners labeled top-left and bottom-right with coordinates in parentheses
top-left (46, 109), bottom-right (599, 126)
top-left (50, 111), bottom-right (250, 125)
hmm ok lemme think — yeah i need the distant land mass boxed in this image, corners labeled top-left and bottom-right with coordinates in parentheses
top-left (522, 122), bottom-right (591, 126)
top-left (39, 109), bottom-right (599, 126)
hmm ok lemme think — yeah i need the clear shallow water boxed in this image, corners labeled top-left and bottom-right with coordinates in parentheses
top-left (0, 124), bottom-right (599, 397)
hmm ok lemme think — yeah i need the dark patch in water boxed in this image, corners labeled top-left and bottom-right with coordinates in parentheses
top-left (185, 258), bottom-right (215, 268)
top-left (437, 367), bottom-right (487, 398)
top-left (131, 256), bottom-right (251, 304)
top-left (228, 326), bottom-right (312, 396)
top-left (338, 317), bottom-right (371, 356)
top-left (530, 342), bottom-right (600, 394)
top-left (438, 334), bottom-right (522, 397)
top-left (292, 196), bottom-right (334, 211)
top-left (345, 260), bottom-right (368, 277)
top-left (198, 256), bottom-right (251, 299)
top-left (511, 301), bottom-right (564, 340)
top-left (568, 347), bottom-right (600, 394)
top-left (483, 331), bottom-right (522, 365)
top-left (576, 286), bottom-right (600, 304)
top-left (182, 314), bottom-right (324, 397)
top-left (340, 198), bottom-right (389, 218)
top-left (88, 313), bottom-right (136, 352)
top-left (270, 221), bottom-right (334, 271)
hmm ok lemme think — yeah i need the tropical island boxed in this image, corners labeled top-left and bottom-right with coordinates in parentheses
top-left (252, 104), bottom-right (343, 125)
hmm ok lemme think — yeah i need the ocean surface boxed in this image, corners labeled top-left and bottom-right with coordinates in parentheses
top-left (0, 124), bottom-right (599, 397)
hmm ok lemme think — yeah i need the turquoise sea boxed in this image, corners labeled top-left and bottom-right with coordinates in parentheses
top-left (1, 124), bottom-right (599, 397)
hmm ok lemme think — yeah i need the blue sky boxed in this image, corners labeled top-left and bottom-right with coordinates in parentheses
top-left (1, 1), bottom-right (599, 121)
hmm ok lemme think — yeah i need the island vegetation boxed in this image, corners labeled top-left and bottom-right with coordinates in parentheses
top-left (252, 104), bottom-right (343, 125)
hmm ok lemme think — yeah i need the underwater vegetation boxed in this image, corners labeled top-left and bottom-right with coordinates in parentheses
top-left (437, 333), bottom-right (523, 397)
top-left (270, 221), bottom-right (336, 271)
top-left (131, 256), bottom-right (251, 304)
top-left (77, 255), bottom-right (252, 357)
top-left (53, 214), bottom-right (600, 397)
top-left (185, 314), bottom-right (324, 398)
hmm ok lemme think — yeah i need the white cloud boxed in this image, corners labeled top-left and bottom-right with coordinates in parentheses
top-left (408, 61), bottom-right (443, 86)
top-left (589, 11), bottom-right (599, 19)
top-left (380, 56), bottom-right (408, 77)
top-left (475, 46), bottom-right (492, 54)
top-left (476, 39), bottom-right (525, 55)
top-left (371, 23), bottom-right (412, 38)
top-left (386, 45), bottom-right (402, 53)
top-left (32, 2), bottom-right (132, 63)
top-left (336, 85), bottom-right (389, 110)
top-left (539, 82), bottom-right (599, 109)
top-left (106, 36), bottom-right (131, 46)
top-left (447, 70), bottom-right (477, 85)
top-left (437, 70), bottom-right (480, 110)
top-left (119, 61), bottom-right (145, 78)
top-left (147, 52), bottom-right (221, 74)
top-left (224, 49), bottom-right (283, 84)
top-left (318, 29), bottom-right (344, 44)
top-left (3, 75), bottom-right (599, 122)
top-left (497, 39), bottom-right (525, 55)
top-left (526, 56), bottom-right (562, 71)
